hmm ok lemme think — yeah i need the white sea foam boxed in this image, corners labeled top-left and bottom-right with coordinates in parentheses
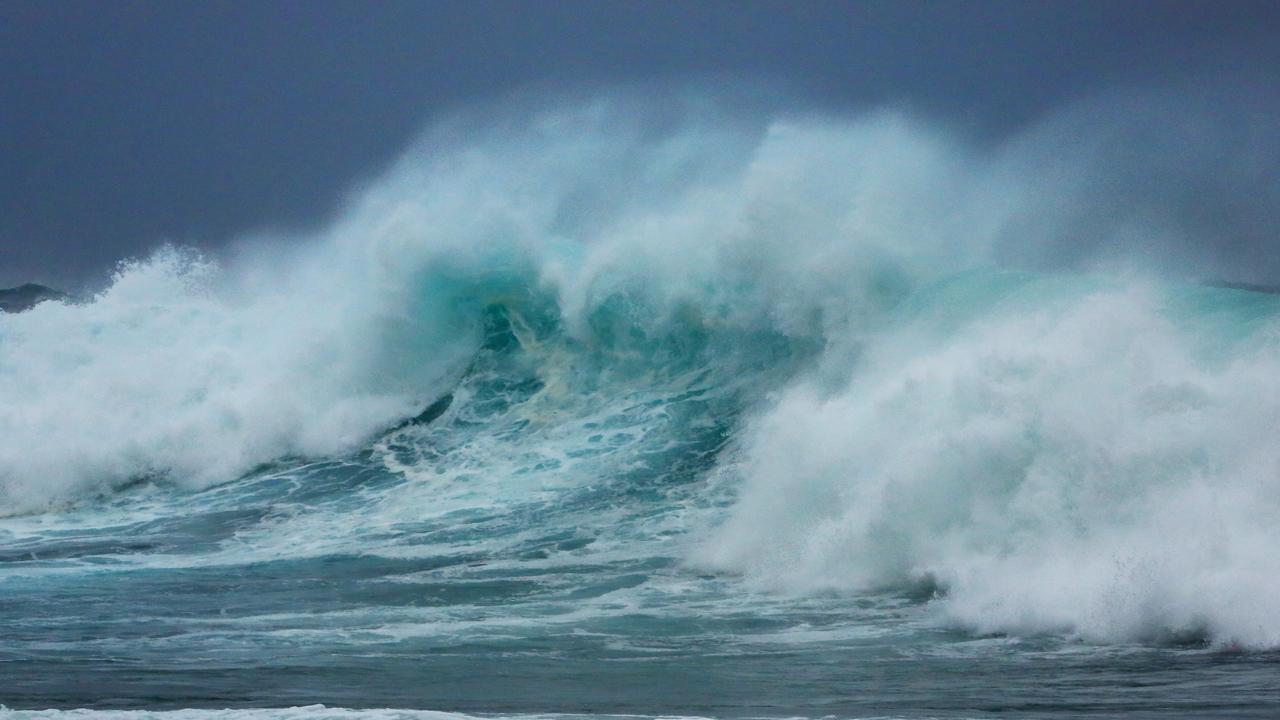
top-left (4, 88), bottom-right (1280, 652)
top-left (697, 281), bottom-right (1280, 647)
top-left (0, 708), bottom-right (932, 720)
top-left (0, 246), bottom-right (474, 512)
top-left (0, 99), bottom-right (999, 513)
top-left (0, 708), bottom-right (633, 720)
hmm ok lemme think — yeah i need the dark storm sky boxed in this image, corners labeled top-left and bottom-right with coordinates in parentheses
top-left (2, 0), bottom-right (1279, 288)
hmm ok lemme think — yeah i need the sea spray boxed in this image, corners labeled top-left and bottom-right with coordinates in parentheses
top-left (0, 104), bottom-right (988, 512)
top-left (3, 92), bottom-right (1280, 659)
top-left (698, 274), bottom-right (1280, 646)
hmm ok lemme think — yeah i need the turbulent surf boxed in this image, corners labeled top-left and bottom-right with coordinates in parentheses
top-left (3, 95), bottom-right (1280, 716)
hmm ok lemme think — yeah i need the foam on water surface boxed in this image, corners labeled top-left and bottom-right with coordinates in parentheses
top-left (5, 93), bottom-right (1280, 715)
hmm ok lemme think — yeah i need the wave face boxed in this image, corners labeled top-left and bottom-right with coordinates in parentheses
top-left (4, 93), bottom-right (1280, 714)
top-left (697, 274), bottom-right (1280, 645)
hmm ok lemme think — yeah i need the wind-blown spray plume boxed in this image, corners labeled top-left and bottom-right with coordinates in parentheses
top-left (3, 89), bottom-right (1280, 653)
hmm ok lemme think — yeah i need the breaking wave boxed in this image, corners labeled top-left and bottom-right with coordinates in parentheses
top-left (3, 89), bottom-right (1280, 649)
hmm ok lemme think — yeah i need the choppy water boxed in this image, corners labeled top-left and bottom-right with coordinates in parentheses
top-left (4, 98), bottom-right (1280, 718)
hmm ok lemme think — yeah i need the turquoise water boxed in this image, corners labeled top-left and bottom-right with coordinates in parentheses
top-left (5, 105), bottom-right (1280, 717)
top-left (5, 273), bottom-right (1280, 717)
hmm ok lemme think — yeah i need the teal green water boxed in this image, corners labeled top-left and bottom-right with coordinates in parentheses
top-left (4, 268), bottom-right (1280, 718)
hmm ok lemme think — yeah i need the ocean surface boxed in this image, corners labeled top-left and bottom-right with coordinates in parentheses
top-left (4, 102), bottom-right (1280, 718)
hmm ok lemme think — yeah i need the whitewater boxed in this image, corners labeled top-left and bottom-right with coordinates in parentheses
top-left (3, 92), bottom-right (1280, 717)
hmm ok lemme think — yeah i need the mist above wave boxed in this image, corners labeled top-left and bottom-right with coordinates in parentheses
top-left (698, 275), bottom-right (1280, 647)
top-left (3, 87), bottom-right (1280, 651)
top-left (0, 96), bottom-right (996, 513)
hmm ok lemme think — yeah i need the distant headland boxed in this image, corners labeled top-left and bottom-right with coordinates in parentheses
top-left (0, 284), bottom-right (68, 313)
